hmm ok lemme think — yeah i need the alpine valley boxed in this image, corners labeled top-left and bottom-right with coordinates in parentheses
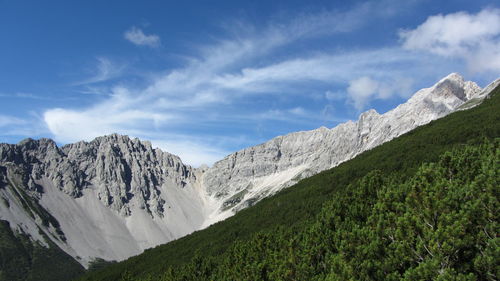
top-left (0, 73), bottom-right (499, 281)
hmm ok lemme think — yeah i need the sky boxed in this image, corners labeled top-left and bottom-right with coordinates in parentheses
top-left (1, 0), bottom-right (499, 166)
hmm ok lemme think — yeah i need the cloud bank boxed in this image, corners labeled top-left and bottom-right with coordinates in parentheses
top-left (400, 8), bottom-right (500, 72)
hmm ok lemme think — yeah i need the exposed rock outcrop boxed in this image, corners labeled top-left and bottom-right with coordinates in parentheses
top-left (201, 73), bottom-right (484, 222)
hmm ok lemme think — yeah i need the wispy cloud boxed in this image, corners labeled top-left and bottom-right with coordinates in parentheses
top-left (0, 115), bottom-right (26, 127)
top-left (73, 57), bottom-right (126, 85)
top-left (255, 107), bottom-right (314, 123)
top-left (124, 26), bottom-right (160, 47)
top-left (400, 8), bottom-right (500, 72)
top-left (210, 49), bottom-right (421, 94)
top-left (41, 2), bottom-right (468, 166)
top-left (0, 92), bottom-right (53, 100)
top-left (44, 87), bottom-right (172, 143)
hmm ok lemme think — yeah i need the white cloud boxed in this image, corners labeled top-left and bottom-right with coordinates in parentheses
top-left (43, 88), bottom-right (171, 143)
top-left (124, 26), bottom-right (161, 47)
top-left (0, 115), bottom-right (46, 138)
top-left (400, 8), bottom-right (500, 72)
top-left (347, 77), bottom-right (379, 110)
top-left (43, 50), bottom-right (430, 163)
top-left (212, 48), bottom-right (422, 97)
top-left (257, 107), bottom-right (313, 123)
top-left (288, 107), bottom-right (306, 116)
top-left (347, 76), bottom-right (414, 110)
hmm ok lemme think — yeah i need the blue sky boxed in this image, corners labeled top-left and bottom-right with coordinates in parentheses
top-left (1, 0), bottom-right (499, 166)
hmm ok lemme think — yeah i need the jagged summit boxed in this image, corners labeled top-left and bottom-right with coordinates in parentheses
top-left (70, 133), bottom-right (153, 149)
top-left (440, 72), bottom-right (463, 82)
top-left (409, 73), bottom-right (480, 103)
top-left (0, 132), bottom-right (207, 265)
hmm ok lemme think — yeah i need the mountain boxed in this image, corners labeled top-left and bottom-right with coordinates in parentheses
top-left (78, 77), bottom-right (500, 281)
top-left (0, 73), bottom-right (498, 279)
top-left (202, 73), bottom-right (485, 224)
top-left (0, 135), bottom-right (209, 267)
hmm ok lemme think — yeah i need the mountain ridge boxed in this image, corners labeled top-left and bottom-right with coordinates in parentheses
top-left (199, 72), bottom-right (485, 224)
top-left (0, 73), bottom-right (497, 269)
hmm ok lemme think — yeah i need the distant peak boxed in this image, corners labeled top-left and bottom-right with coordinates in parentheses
top-left (18, 138), bottom-right (36, 146)
top-left (359, 109), bottom-right (379, 120)
top-left (99, 133), bottom-right (130, 140)
top-left (91, 133), bottom-right (134, 144)
top-left (442, 72), bottom-right (464, 81)
top-left (17, 137), bottom-right (57, 148)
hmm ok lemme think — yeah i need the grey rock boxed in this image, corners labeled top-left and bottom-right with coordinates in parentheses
top-left (201, 73), bottom-right (484, 217)
top-left (1, 134), bottom-right (198, 217)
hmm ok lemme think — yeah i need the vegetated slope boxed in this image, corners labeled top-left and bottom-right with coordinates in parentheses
top-left (0, 221), bottom-right (84, 281)
top-left (78, 85), bottom-right (500, 281)
top-left (124, 139), bottom-right (499, 280)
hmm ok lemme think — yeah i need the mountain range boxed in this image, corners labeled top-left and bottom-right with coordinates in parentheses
top-left (0, 73), bottom-right (498, 273)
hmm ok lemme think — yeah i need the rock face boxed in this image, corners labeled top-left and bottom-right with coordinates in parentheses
top-left (1, 135), bottom-right (197, 214)
top-left (200, 73), bottom-right (484, 223)
top-left (0, 73), bottom-right (496, 267)
top-left (0, 134), bottom-right (209, 265)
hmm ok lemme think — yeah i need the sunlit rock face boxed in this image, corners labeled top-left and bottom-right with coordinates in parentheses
top-left (202, 73), bottom-right (484, 220)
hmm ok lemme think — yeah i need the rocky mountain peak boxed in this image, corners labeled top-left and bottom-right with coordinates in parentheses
top-left (0, 134), bottom-right (210, 264)
top-left (440, 72), bottom-right (463, 83)
top-left (434, 72), bottom-right (481, 101)
top-left (1, 133), bottom-right (198, 217)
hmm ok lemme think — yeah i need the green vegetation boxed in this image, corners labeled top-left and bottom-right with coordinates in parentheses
top-left (0, 220), bottom-right (84, 281)
top-left (78, 87), bottom-right (500, 281)
top-left (87, 259), bottom-right (117, 273)
top-left (0, 173), bottom-right (85, 281)
top-left (119, 140), bottom-right (498, 280)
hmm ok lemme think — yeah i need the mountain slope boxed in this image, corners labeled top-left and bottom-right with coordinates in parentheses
top-left (0, 173), bottom-right (85, 281)
top-left (0, 135), bottom-right (209, 266)
top-left (201, 73), bottom-right (485, 224)
top-left (78, 80), bottom-right (500, 281)
top-left (0, 74), bottom-right (497, 279)
top-left (110, 140), bottom-right (500, 280)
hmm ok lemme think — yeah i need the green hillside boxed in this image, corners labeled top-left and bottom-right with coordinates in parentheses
top-left (0, 220), bottom-right (85, 281)
top-left (118, 138), bottom-right (499, 280)
top-left (78, 86), bottom-right (500, 281)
